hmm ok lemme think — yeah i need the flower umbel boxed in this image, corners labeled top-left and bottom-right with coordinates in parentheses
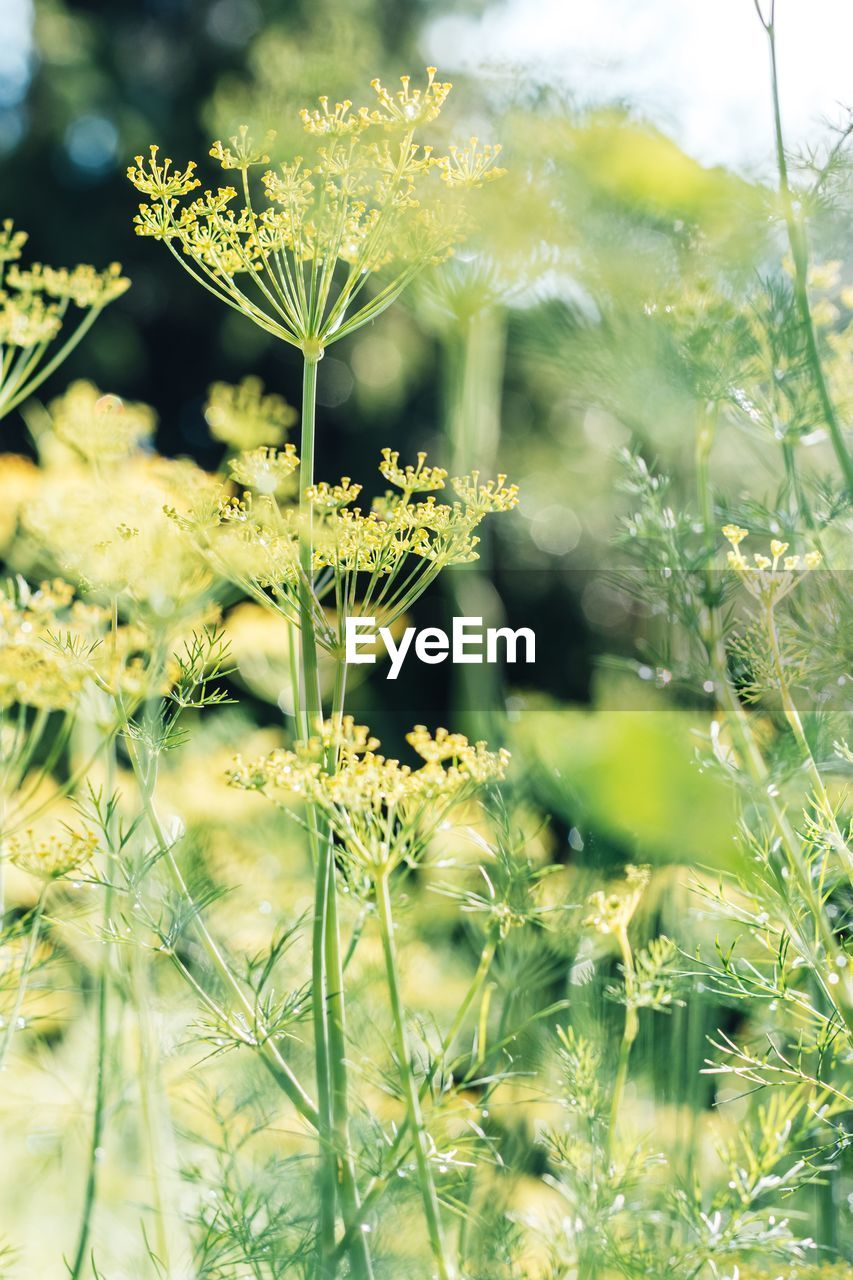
top-left (722, 525), bottom-right (822, 604)
top-left (127, 71), bottom-right (503, 356)
top-left (0, 221), bottom-right (129, 422)
top-left (229, 720), bottom-right (510, 878)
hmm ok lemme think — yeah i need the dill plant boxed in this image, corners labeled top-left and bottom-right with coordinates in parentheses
top-left (125, 68), bottom-right (512, 1280)
top-left (0, 16), bottom-right (850, 1280)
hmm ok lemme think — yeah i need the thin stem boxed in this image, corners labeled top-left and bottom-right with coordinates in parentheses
top-left (443, 307), bottom-right (508, 741)
top-left (760, 8), bottom-right (853, 492)
top-left (69, 741), bottom-right (115, 1280)
top-left (442, 936), bottom-right (498, 1059)
top-left (298, 356), bottom-right (373, 1280)
top-left (299, 354), bottom-right (338, 1278)
top-left (608, 928), bottom-right (638, 1162)
top-left (375, 870), bottom-right (454, 1280)
top-left (324, 664), bottom-right (373, 1278)
top-left (0, 889), bottom-right (46, 1073)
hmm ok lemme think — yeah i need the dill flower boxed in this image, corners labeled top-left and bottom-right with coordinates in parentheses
top-left (204, 376), bottom-right (297, 449)
top-left (379, 448), bottom-right (447, 493)
top-left (451, 471), bottom-right (519, 513)
top-left (0, 221), bottom-right (129, 421)
top-left (228, 445), bottom-right (299, 495)
top-left (229, 720), bottom-right (510, 877)
top-left (175, 449), bottom-right (517, 651)
top-left (0, 578), bottom-right (91, 711)
top-left (584, 865), bottom-right (650, 936)
top-left (304, 477), bottom-right (362, 508)
top-left (6, 825), bottom-right (98, 880)
top-left (722, 526), bottom-right (823, 604)
top-left (25, 454), bottom-right (216, 620)
top-left (127, 70), bottom-right (503, 357)
top-left (49, 381), bottom-right (156, 463)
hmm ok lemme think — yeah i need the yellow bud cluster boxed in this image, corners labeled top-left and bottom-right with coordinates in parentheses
top-left (6, 826), bottom-right (98, 881)
top-left (50, 381), bottom-right (156, 464)
top-left (305, 477), bottom-right (362, 508)
top-left (180, 449), bottom-right (517, 645)
top-left (451, 471), bottom-right (519, 513)
top-left (379, 448), bottom-right (447, 492)
top-left (229, 720), bottom-right (509, 877)
top-left (229, 445), bottom-right (299, 495)
top-left (127, 71), bottom-right (504, 352)
top-left (0, 221), bottom-right (128, 421)
top-left (204, 376), bottom-right (297, 450)
top-left (436, 138), bottom-right (507, 188)
top-left (722, 526), bottom-right (823, 604)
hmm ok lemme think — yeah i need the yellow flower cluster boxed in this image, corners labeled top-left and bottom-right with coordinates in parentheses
top-left (229, 719), bottom-right (510, 876)
top-left (379, 448), bottom-right (447, 492)
top-left (228, 444), bottom-right (299, 495)
top-left (0, 579), bottom-right (89, 711)
top-left (127, 71), bottom-right (504, 353)
top-left (722, 525), bottom-right (822, 604)
top-left (0, 221), bottom-right (129, 420)
top-left (6, 825), bottom-right (98, 880)
top-left (26, 453), bottom-right (215, 619)
top-left (50, 380), bottom-right (156, 464)
top-left (182, 448), bottom-right (517, 646)
top-left (204, 375), bottom-right (298, 450)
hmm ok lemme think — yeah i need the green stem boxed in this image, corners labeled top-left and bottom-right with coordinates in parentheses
top-left (760, 4), bottom-right (853, 493)
top-left (442, 936), bottom-right (498, 1059)
top-left (0, 889), bottom-right (46, 1073)
top-left (443, 307), bottom-right (507, 741)
top-left (333, 933), bottom-right (499, 1259)
top-left (298, 354), bottom-right (372, 1280)
top-left (299, 353), bottom-right (338, 1279)
top-left (324, 665), bottom-right (372, 1278)
top-left (375, 871), bottom-right (454, 1280)
top-left (608, 928), bottom-right (638, 1162)
top-left (69, 741), bottom-right (116, 1280)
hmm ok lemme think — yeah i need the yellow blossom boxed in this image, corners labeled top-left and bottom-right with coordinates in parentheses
top-left (379, 448), bottom-right (447, 493)
top-left (127, 71), bottom-right (503, 355)
top-left (6, 826), bottom-right (98, 880)
top-left (204, 376), bottom-right (297, 450)
top-left (722, 524), bottom-right (748, 546)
